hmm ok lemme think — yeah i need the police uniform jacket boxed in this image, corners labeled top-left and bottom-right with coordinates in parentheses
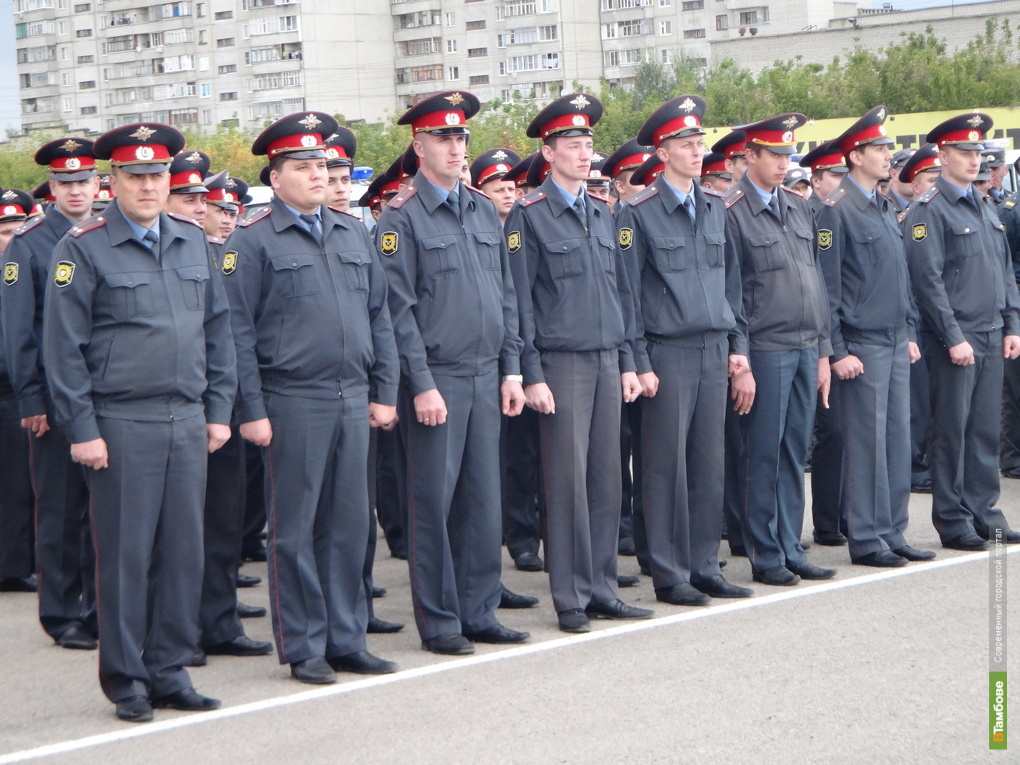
top-left (998, 191), bottom-right (1020, 283)
top-left (615, 177), bottom-right (745, 375)
top-left (377, 175), bottom-right (522, 394)
top-left (504, 175), bottom-right (636, 386)
top-left (2, 205), bottom-right (75, 418)
top-left (221, 198), bottom-right (398, 423)
top-left (903, 174), bottom-right (1020, 347)
top-left (815, 176), bottom-right (917, 361)
top-left (42, 200), bottom-right (236, 443)
top-left (0, 307), bottom-right (13, 401)
top-left (723, 173), bottom-right (832, 355)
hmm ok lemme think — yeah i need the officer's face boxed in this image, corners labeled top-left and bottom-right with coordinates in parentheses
top-left (543, 135), bottom-right (593, 186)
top-left (724, 155), bottom-right (747, 182)
top-left (991, 164), bottom-right (1008, 190)
top-left (657, 135), bottom-right (705, 184)
top-left (415, 133), bottom-right (468, 188)
top-left (587, 183), bottom-right (611, 203)
top-left (790, 180), bottom-right (812, 198)
top-left (205, 204), bottom-right (237, 239)
top-left (746, 148), bottom-right (790, 191)
top-left (52, 176), bottom-right (99, 221)
top-left (811, 170), bottom-right (843, 199)
top-left (327, 165), bottom-right (352, 210)
top-left (912, 170), bottom-right (939, 197)
top-left (702, 175), bottom-right (732, 193)
top-left (110, 169), bottom-right (170, 227)
top-left (480, 178), bottom-right (517, 221)
top-left (613, 170), bottom-right (645, 203)
top-left (165, 192), bottom-right (207, 226)
top-left (272, 158), bottom-right (328, 213)
top-left (938, 146), bottom-right (982, 186)
top-left (851, 143), bottom-right (892, 184)
top-left (0, 220), bottom-right (22, 255)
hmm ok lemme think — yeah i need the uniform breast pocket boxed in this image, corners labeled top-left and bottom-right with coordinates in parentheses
top-left (337, 251), bottom-right (369, 293)
top-left (650, 236), bottom-right (687, 272)
top-left (596, 235), bottom-right (616, 274)
top-left (270, 253), bottom-right (319, 298)
top-left (747, 233), bottom-right (783, 272)
top-left (950, 224), bottom-right (981, 258)
top-left (545, 237), bottom-right (586, 278)
top-left (420, 235), bottom-right (458, 276)
top-left (102, 272), bottom-right (155, 320)
top-left (704, 231), bottom-right (725, 268)
top-left (174, 265), bottom-right (209, 311)
top-left (471, 230), bottom-right (502, 271)
top-left (850, 229), bottom-right (885, 263)
top-left (793, 227), bottom-right (815, 264)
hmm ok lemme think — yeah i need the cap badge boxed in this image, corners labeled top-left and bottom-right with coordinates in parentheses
top-left (445, 92), bottom-right (465, 106)
top-left (782, 131), bottom-right (794, 143)
top-left (2, 205), bottom-right (15, 215)
top-left (60, 139), bottom-right (83, 153)
top-left (2, 190), bottom-right (16, 201)
top-left (298, 114), bottom-right (322, 130)
top-left (877, 108), bottom-right (886, 121)
top-left (678, 97), bottom-right (696, 113)
top-left (968, 131), bottom-right (980, 141)
top-left (301, 135), bottom-right (317, 147)
top-left (684, 116), bottom-right (697, 127)
top-left (225, 192), bottom-right (235, 202)
top-left (130, 126), bottom-right (156, 142)
top-left (569, 94), bottom-right (591, 110)
top-left (189, 173), bottom-right (201, 183)
top-left (326, 148), bottom-right (339, 159)
top-left (572, 115), bottom-right (586, 126)
top-left (782, 116), bottom-right (799, 129)
top-left (642, 153), bottom-right (651, 161)
top-left (445, 113), bottom-right (461, 126)
top-left (66, 158), bottom-right (81, 170)
top-left (186, 152), bottom-right (203, 164)
top-left (226, 178), bottom-right (237, 188)
top-left (135, 146), bottom-right (155, 161)
top-left (492, 150), bottom-right (508, 161)
top-left (967, 115), bottom-right (984, 128)
top-left (496, 163), bottom-right (508, 173)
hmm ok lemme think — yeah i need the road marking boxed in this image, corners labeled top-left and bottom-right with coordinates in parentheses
top-left (2, 547), bottom-right (1015, 763)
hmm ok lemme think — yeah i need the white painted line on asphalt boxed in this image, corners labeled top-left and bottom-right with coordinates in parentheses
top-left (2, 546), bottom-right (1015, 763)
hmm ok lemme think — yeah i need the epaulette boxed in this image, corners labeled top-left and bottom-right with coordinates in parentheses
top-left (723, 187), bottom-right (744, 209)
top-left (780, 185), bottom-right (804, 198)
top-left (822, 187), bottom-right (847, 208)
top-left (387, 186), bottom-right (417, 210)
top-left (627, 186), bottom-right (659, 206)
top-left (1004, 196), bottom-right (1017, 210)
top-left (167, 211), bottom-right (203, 229)
top-left (916, 186), bottom-right (940, 205)
top-left (237, 206), bottom-right (272, 228)
top-left (702, 188), bottom-right (725, 199)
top-left (519, 190), bottom-right (546, 208)
top-left (897, 208), bottom-right (910, 225)
top-left (12, 215), bottom-right (45, 237)
top-left (463, 183), bottom-right (488, 198)
top-left (328, 206), bottom-right (363, 221)
top-left (69, 216), bottom-right (108, 238)
top-left (206, 234), bottom-right (224, 245)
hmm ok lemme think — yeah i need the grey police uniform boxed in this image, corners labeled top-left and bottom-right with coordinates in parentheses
top-left (222, 198), bottom-right (398, 665)
top-left (997, 193), bottom-right (1020, 476)
top-left (615, 177), bottom-right (744, 589)
top-left (904, 175), bottom-right (1020, 541)
top-left (43, 200), bottom-right (236, 702)
top-left (378, 177), bottom-right (523, 640)
top-left (505, 175), bottom-right (635, 614)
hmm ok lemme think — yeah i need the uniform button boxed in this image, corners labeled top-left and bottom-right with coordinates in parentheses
top-left (127, 281), bottom-right (134, 285)
top-left (356, 258), bottom-right (361, 264)
top-left (964, 228), bottom-right (971, 233)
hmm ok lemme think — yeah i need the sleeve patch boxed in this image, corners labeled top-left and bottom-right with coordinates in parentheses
top-left (3, 262), bottom-right (18, 285)
top-left (380, 232), bottom-right (398, 256)
top-left (222, 250), bottom-right (238, 275)
top-left (53, 261), bottom-right (75, 287)
top-left (507, 230), bottom-right (521, 253)
top-left (912, 223), bottom-right (927, 242)
top-left (618, 227), bottom-right (633, 249)
top-left (817, 229), bottom-right (832, 250)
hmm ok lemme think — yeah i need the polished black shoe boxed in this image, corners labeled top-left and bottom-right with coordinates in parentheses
top-left (422, 633), bottom-right (475, 656)
top-left (0, 575), bottom-right (37, 592)
top-left (692, 575), bottom-right (753, 599)
top-left (618, 537), bottom-right (637, 556)
top-left (463, 623), bottom-right (530, 644)
top-left (586, 599), bottom-right (654, 620)
top-left (290, 656), bottom-right (336, 685)
top-left (187, 649), bottom-right (207, 667)
top-left (242, 545), bottom-right (268, 562)
top-left (237, 601), bottom-right (266, 619)
top-left (557, 609), bottom-right (591, 634)
top-left (942, 533), bottom-right (989, 551)
top-left (152, 687), bottom-right (221, 712)
top-left (852, 549), bottom-right (908, 568)
top-left (368, 617), bottom-right (404, 634)
top-left (911, 478), bottom-right (934, 493)
top-left (514, 552), bottom-right (543, 572)
top-left (655, 583), bottom-right (711, 606)
top-left (980, 528), bottom-right (1020, 544)
top-left (729, 545), bottom-right (748, 558)
top-left (752, 566), bottom-right (800, 586)
top-left (892, 545), bottom-right (937, 561)
top-left (57, 623), bottom-right (98, 651)
top-left (204, 634), bottom-right (273, 657)
top-left (389, 548), bottom-right (408, 561)
top-left (813, 531), bottom-right (848, 546)
top-left (618, 574), bottom-right (640, 588)
top-left (1000, 468), bottom-right (1020, 480)
top-left (719, 559), bottom-right (727, 569)
top-left (328, 650), bottom-right (397, 675)
top-left (116, 695), bottom-right (153, 723)
top-left (499, 585), bottom-right (538, 609)
top-left (371, 586), bottom-right (386, 598)
top-left (786, 561), bottom-right (836, 580)
top-left (236, 572), bottom-right (261, 588)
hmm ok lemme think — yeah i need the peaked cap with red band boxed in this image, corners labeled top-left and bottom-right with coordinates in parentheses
top-left (527, 93), bottom-right (603, 141)
top-left (324, 127), bottom-right (357, 168)
top-left (168, 150), bottom-right (211, 193)
top-left (502, 153), bottom-right (539, 189)
top-left (638, 95), bottom-right (707, 149)
top-left (94, 123), bottom-right (185, 174)
top-left (926, 112), bottom-right (992, 151)
top-left (734, 113), bottom-right (807, 155)
top-left (0, 188), bottom-right (34, 223)
top-left (470, 148), bottom-right (521, 188)
top-left (35, 138), bottom-right (97, 182)
top-left (252, 112), bottom-right (339, 159)
top-left (711, 131), bottom-right (746, 160)
top-left (631, 153), bottom-right (665, 188)
top-left (399, 91), bottom-right (480, 136)
top-left (834, 105), bottom-right (894, 157)
top-left (799, 139), bottom-right (848, 174)
top-left (899, 143), bottom-right (941, 184)
top-left (701, 152), bottom-right (731, 179)
top-left (603, 138), bottom-right (654, 180)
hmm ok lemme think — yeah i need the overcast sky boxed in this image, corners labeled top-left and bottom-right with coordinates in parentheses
top-left (0, 0), bottom-right (1001, 138)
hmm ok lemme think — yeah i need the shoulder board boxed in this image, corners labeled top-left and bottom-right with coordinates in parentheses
top-left (1004, 199), bottom-right (1017, 209)
top-left (519, 190), bottom-right (547, 208)
top-left (779, 185), bottom-right (804, 197)
top-left (12, 215), bottom-right (46, 237)
top-left (917, 186), bottom-right (940, 205)
top-left (896, 208), bottom-right (909, 225)
top-left (822, 187), bottom-right (847, 208)
top-left (627, 186), bottom-right (659, 206)
top-left (723, 187), bottom-right (745, 209)
top-left (206, 234), bottom-right (224, 245)
top-left (237, 206), bottom-right (272, 228)
top-left (463, 183), bottom-right (489, 198)
top-left (328, 206), bottom-right (363, 221)
top-left (387, 186), bottom-right (418, 210)
top-left (69, 217), bottom-right (108, 238)
top-left (166, 211), bottom-right (203, 229)
top-left (702, 188), bottom-right (724, 199)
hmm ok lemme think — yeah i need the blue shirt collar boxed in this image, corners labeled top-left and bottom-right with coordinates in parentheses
top-left (661, 176), bottom-right (695, 208)
top-left (551, 177), bottom-right (585, 209)
top-left (749, 178), bottom-right (776, 206)
top-left (283, 202), bottom-right (320, 225)
top-left (123, 215), bottom-right (159, 247)
top-left (425, 178), bottom-right (460, 203)
top-left (844, 172), bottom-right (876, 201)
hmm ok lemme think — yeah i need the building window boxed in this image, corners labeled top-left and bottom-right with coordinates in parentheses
top-left (466, 20), bottom-right (486, 30)
top-left (79, 80), bottom-right (96, 89)
top-left (448, 66), bottom-right (459, 80)
top-left (446, 39), bottom-right (457, 53)
top-left (604, 24), bottom-right (616, 39)
top-left (404, 38), bottom-right (440, 55)
top-left (62, 97), bottom-right (72, 112)
top-left (218, 64), bottom-right (237, 74)
top-left (661, 49), bottom-right (670, 63)
top-left (539, 24), bottom-right (558, 40)
top-left (660, 20), bottom-right (672, 34)
top-left (469, 74), bottom-right (489, 85)
top-left (76, 28), bottom-right (93, 38)
top-left (217, 38), bottom-right (235, 48)
top-left (77, 54), bottom-right (94, 63)
top-left (739, 10), bottom-right (768, 25)
top-left (445, 12), bottom-right (455, 26)
top-left (716, 15), bottom-right (728, 31)
top-left (660, 0), bottom-right (671, 6)
top-left (214, 10), bottom-right (233, 20)
top-left (74, 3), bottom-right (90, 11)
top-left (543, 52), bottom-right (559, 68)
top-left (197, 2), bottom-right (205, 16)
top-left (62, 72), bottom-right (71, 86)
top-left (604, 50), bottom-right (619, 67)
top-left (468, 47), bottom-right (487, 58)
top-left (81, 105), bottom-right (98, 114)
top-left (220, 91), bottom-right (238, 101)
top-left (683, 28), bottom-right (705, 38)
top-left (57, 20), bottom-right (67, 35)
top-left (682, 0), bottom-right (704, 9)
top-left (200, 83), bottom-right (211, 97)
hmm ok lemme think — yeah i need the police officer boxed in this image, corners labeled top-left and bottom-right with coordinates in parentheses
top-left (504, 93), bottom-right (649, 633)
top-left (800, 139), bottom-right (847, 214)
top-left (377, 91), bottom-right (529, 655)
top-left (616, 95), bottom-right (752, 606)
top-left (816, 106), bottom-right (934, 567)
top-left (904, 113), bottom-right (1020, 549)
top-left (471, 148), bottom-right (521, 225)
top-left (2, 143), bottom-right (99, 648)
top-left (43, 123), bottom-right (235, 722)
top-left (204, 172), bottom-right (241, 242)
top-left (713, 131), bottom-right (747, 183)
top-left (586, 151), bottom-right (612, 203)
top-left (886, 149), bottom-right (917, 214)
top-left (604, 139), bottom-right (653, 214)
top-left (324, 128), bottom-right (357, 213)
top-left (503, 152), bottom-right (540, 198)
top-left (165, 150), bottom-right (211, 226)
top-left (998, 156), bottom-right (1020, 481)
top-left (782, 167), bottom-right (812, 198)
top-left (983, 147), bottom-right (1008, 205)
top-left (92, 172), bottom-right (113, 212)
top-left (701, 152), bottom-right (733, 193)
top-left (723, 114), bottom-right (835, 586)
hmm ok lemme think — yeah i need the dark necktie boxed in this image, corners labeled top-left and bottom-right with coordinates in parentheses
top-left (573, 194), bottom-right (586, 224)
top-left (446, 189), bottom-right (460, 221)
top-left (683, 194), bottom-right (695, 222)
top-left (298, 213), bottom-right (321, 239)
top-left (768, 193), bottom-right (783, 224)
top-left (143, 229), bottom-right (160, 257)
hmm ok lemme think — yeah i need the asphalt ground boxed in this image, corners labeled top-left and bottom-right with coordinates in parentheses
top-left (1, 478), bottom-right (1018, 764)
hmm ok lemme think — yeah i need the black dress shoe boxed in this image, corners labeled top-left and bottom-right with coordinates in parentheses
top-left (243, 545), bottom-right (268, 562)
top-left (116, 695), bottom-right (153, 723)
top-left (514, 552), bottom-right (543, 572)
top-left (151, 687), bottom-right (221, 712)
top-left (892, 545), bottom-right (936, 561)
top-left (980, 528), bottom-right (1020, 544)
top-left (236, 572), bottom-right (261, 588)
top-left (655, 583), bottom-right (711, 606)
top-left (786, 561), bottom-right (836, 580)
top-left (618, 537), bottom-right (637, 556)
top-left (585, 599), bottom-right (654, 620)
top-left (57, 623), bottom-right (98, 651)
top-left (752, 566), bottom-right (800, 586)
top-left (692, 575), bottom-right (754, 599)
top-left (618, 574), bottom-right (640, 588)
top-left (204, 634), bottom-right (274, 656)
top-left (813, 531), bottom-right (848, 546)
top-left (187, 649), bottom-right (207, 667)
top-left (911, 478), bottom-right (934, 493)
top-left (719, 559), bottom-right (727, 569)
top-left (237, 601), bottom-right (266, 619)
top-left (389, 548), bottom-right (408, 560)
top-left (557, 609), bottom-right (591, 634)
top-left (371, 586), bottom-right (386, 598)
top-left (942, 533), bottom-right (989, 551)
top-left (463, 623), bottom-right (530, 644)
top-left (290, 656), bottom-right (336, 684)
top-left (499, 585), bottom-right (538, 609)
top-left (422, 633), bottom-right (475, 655)
top-left (851, 549), bottom-right (908, 568)
top-left (328, 650), bottom-right (397, 675)
top-left (368, 617), bottom-right (404, 634)
top-left (1001, 468), bottom-right (1020, 480)
top-left (729, 545), bottom-right (748, 558)
top-left (0, 575), bottom-right (37, 592)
